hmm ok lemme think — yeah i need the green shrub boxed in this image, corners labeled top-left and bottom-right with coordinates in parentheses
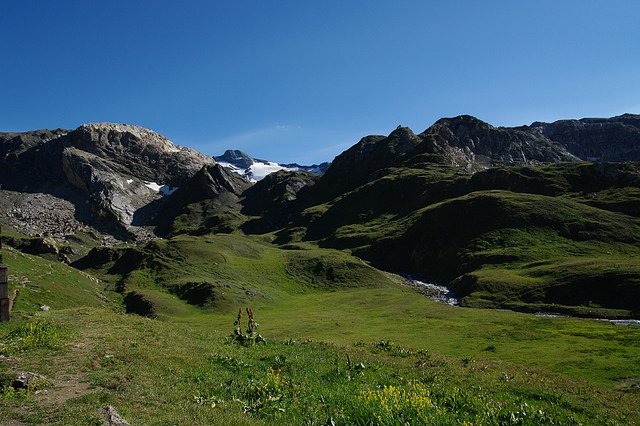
top-left (0, 318), bottom-right (65, 355)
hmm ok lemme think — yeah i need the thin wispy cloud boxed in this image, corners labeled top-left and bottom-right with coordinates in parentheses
top-left (201, 124), bottom-right (369, 164)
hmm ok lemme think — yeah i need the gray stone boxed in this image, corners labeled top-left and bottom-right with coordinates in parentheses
top-left (102, 405), bottom-right (130, 426)
top-left (12, 372), bottom-right (47, 389)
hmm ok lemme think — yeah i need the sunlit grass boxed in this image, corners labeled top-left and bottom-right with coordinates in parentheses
top-left (1, 229), bottom-right (639, 424)
top-left (1, 306), bottom-right (638, 425)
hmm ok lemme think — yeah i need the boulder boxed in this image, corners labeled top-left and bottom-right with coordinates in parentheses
top-left (102, 405), bottom-right (130, 426)
top-left (12, 371), bottom-right (47, 389)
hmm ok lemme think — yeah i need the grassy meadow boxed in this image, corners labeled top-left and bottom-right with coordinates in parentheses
top-left (0, 231), bottom-right (639, 425)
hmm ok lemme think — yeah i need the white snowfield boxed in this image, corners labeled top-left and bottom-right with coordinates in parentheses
top-left (216, 160), bottom-right (297, 182)
top-left (249, 161), bottom-right (297, 181)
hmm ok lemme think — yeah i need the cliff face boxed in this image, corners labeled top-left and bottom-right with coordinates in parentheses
top-left (0, 123), bottom-right (220, 241)
top-left (534, 114), bottom-right (640, 161)
top-left (66, 123), bottom-right (213, 186)
top-left (421, 115), bottom-right (582, 169)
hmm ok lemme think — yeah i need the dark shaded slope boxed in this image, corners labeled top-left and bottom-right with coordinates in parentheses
top-left (155, 164), bottom-right (252, 236)
top-left (285, 115), bottom-right (640, 317)
top-left (241, 170), bottom-right (317, 234)
top-left (298, 161), bottom-right (640, 246)
top-left (0, 129), bottom-right (70, 189)
top-left (537, 114), bottom-right (640, 161)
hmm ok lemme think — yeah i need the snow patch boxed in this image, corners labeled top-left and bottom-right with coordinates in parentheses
top-left (145, 182), bottom-right (163, 192)
top-left (216, 161), bottom-right (243, 175)
top-left (126, 179), bottom-right (133, 184)
top-left (145, 182), bottom-right (178, 196)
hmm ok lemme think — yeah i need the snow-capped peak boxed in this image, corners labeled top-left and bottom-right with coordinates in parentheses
top-left (214, 150), bottom-right (330, 182)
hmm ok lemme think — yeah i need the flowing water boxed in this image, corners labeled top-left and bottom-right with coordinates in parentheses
top-left (403, 275), bottom-right (639, 325)
top-left (404, 275), bottom-right (459, 306)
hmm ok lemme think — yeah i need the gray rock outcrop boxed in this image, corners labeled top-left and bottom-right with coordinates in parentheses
top-left (102, 405), bottom-right (131, 426)
top-left (12, 372), bottom-right (47, 389)
top-left (0, 123), bottom-right (219, 242)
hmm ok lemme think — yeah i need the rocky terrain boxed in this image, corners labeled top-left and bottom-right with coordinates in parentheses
top-left (312, 114), bottom-right (640, 202)
top-left (1, 123), bottom-right (216, 242)
top-left (1, 114), bottom-right (639, 246)
top-left (0, 123), bottom-right (331, 243)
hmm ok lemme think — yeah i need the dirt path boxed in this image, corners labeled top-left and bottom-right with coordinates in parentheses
top-left (36, 374), bottom-right (97, 406)
top-left (2, 341), bottom-right (102, 416)
top-left (7, 276), bottom-right (28, 312)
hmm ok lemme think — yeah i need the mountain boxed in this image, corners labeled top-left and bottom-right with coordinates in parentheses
top-left (3, 114), bottom-right (640, 318)
top-left (0, 124), bottom-right (327, 243)
top-left (534, 113), bottom-right (640, 161)
top-left (285, 114), bottom-right (640, 317)
top-left (3, 114), bottom-right (640, 244)
top-left (214, 149), bottom-right (331, 182)
top-left (0, 123), bottom-right (217, 242)
top-left (307, 114), bottom-right (640, 204)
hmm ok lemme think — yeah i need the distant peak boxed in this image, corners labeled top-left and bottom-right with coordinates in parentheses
top-left (220, 149), bottom-right (253, 162)
top-left (423, 115), bottom-right (493, 139)
top-left (215, 150), bottom-right (255, 170)
top-left (431, 115), bottom-right (491, 128)
top-left (389, 125), bottom-right (417, 138)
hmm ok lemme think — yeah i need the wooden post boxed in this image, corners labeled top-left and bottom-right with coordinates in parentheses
top-left (0, 224), bottom-right (9, 321)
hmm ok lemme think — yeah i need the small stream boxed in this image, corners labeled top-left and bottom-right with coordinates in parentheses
top-left (403, 275), bottom-right (459, 306)
top-left (609, 319), bottom-right (640, 326)
top-left (402, 275), bottom-right (640, 326)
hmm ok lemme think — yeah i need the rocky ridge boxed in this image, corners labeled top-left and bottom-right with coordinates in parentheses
top-left (310, 114), bottom-right (640, 204)
top-left (1, 114), bottom-right (639, 243)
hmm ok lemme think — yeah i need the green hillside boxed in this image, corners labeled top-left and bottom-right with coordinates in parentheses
top-left (2, 149), bottom-right (640, 422)
top-left (283, 162), bottom-right (640, 318)
top-left (1, 227), bottom-right (639, 424)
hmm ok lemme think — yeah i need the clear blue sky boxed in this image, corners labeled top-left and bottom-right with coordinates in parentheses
top-left (2, 1), bottom-right (639, 164)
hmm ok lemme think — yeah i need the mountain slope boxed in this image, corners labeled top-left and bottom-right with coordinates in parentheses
top-left (0, 123), bottom-right (220, 241)
top-left (282, 115), bottom-right (640, 317)
top-left (154, 164), bottom-right (253, 237)
top-left (3, 114), bottom-right (640, 317)
top-left (306, 114), bottom-right (640, 207)
top-left (536, 113), bottom-right (640, 161)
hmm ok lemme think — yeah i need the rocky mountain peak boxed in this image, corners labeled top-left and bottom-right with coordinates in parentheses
top-left (425, 115), bottom-right (493, 142)
top-left (216, 149), bottom-right (254, 169)
top-left (74, 122), bottom-right (200, 158)
top-left (215, 149), bottom-right (331, 182)
top-left (77, 122), bottom-right (179, 152)
top-left (0, 123), bottom-right (219, 242)
top-left (534, 114), bottom-right (640, 161)
top-left (385, 126), bottom-right (422, 155)
top-left (419, 115), bottom-right (581, 169)
top-left (65, 123), bottom-right (214, 186)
